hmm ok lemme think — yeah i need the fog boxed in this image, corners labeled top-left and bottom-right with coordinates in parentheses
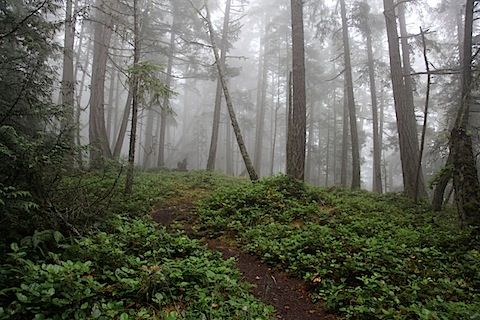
top-left (58, 0), bottom-right (476, 194)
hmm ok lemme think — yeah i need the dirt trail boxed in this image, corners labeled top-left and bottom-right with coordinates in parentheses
top-left (151, 207), bottom-right (332, 320)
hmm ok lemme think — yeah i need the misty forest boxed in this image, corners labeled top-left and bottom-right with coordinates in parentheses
top-left (1, 0), bottom-right (480, 319)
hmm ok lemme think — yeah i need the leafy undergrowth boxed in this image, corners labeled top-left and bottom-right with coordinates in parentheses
top-left (195, 175), bottom-right (480, 319)
top-left (0, 216), bottom-right (274, 319)
top-left (51, 169), bottom-right (245, 232)
top-left (0, 170), bottom-right (273, 320)
top-left (3, 170), bottom-right (480, 319)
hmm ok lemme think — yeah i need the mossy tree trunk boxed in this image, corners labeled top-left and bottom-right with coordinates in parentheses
top-left (450, 0), bottom-right (480, 228)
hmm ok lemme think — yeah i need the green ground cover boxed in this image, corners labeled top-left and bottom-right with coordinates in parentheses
top-left (195, 175), bottom-right (480, 319)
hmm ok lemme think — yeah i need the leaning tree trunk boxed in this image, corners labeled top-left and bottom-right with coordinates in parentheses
top-left (201, 2), bottom-right (258, 181)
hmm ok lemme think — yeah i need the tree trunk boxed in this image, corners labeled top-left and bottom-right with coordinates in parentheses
top-left (206, 79), bottom-right (223, 170)
top-left (202, 3), bottom-right (258, 181)
top-left (305, 103), bottom-right (315, 183)
top-left (106, 47), bottom-right (118, 143)
top-left (286, 0), bottom-right (307, 181)
top-left (73, 22), bottom-right (90, 167)
top-left (340, 0), bottom-right (361, 189)
top-left (432, 152), bottom-right (453, 211)
top-left (125, 0), bottom-right (141, 194)
top-left (254, 15), bottom-right (269, 176)
top-left (340, 80), bottom-right (349, 187)
top-left (61, 0), bottom-right (75, 166)
top-left (326, 108), bottom-right (331, 186)
top-left (226, 112), bottom-right (234, 175)
top-left (89, 0), bottom-right (114, 165)
top-left (432, 5), bottom-right (465, 211)
top-left (450, 0), bottom-right (480, 227)
top-left (206, 0), bottom-right (230, 171)
top-left (365, 21), bottom-right (382, 193)
top-left (113, 90), bottom-right (133, 158)
top-left (383, 0), bottom-right (427, 198)
top-left (113, 19), bottom-right (146, 159)
top-left (397, 3), bottom-right (415, 117)
top-left (157, 14), bottom-right (177, 168)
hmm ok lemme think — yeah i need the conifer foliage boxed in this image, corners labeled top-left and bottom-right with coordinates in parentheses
top-left (0, 0), bottom-right (72, 239)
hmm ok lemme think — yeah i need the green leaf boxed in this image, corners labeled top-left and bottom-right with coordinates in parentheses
top-left (53, 231), bottom-right (64, 243)
top-left (16, 292), bottom-right (28, 303)
top-left (10, 243), bottom-right (19, 252)
top-left (91, 307), bottom-right (101, 319)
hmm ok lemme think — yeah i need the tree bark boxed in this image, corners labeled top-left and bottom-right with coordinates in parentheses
top-left (157, 11), bottom-right (177, 168)
top-left (305, 103), bottom-right (315, 183)
top-left (432, 152), bottom-right (453, 211)
top-left (206, 0), bottom-right (231, 171)
top-left (340, 0), bottom-right (361, 189)
top-left (113, 13), bottom-right (146, 160)
top-left (113, 90), bottom-right (133, 158)
top-left (397, 3), bottom-right (415, 116)
top-left (125, 0), bottom-right (141, 194)
top-left (432, 5), bottom-right (465, 211)
top-left (383, 0), bottom-right (427, 198)
top-left (364, 16), bottom-right (382, 193)
top-left (340, 80), bottom-right (349, 187)
top-left (450, 0), bottom-right (480, 227)
top-left (286, 0), bottom-right (307, 181)
top-left (61, 0), bottom-right (75, 147)
top-left (201, 2), bottom-right (258, 181)
top-left (89, 0), bottom-right (114, 165)
top-left (254, 14), bottom-right (269, 176)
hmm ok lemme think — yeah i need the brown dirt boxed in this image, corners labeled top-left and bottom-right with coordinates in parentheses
top-left (151, 206), bottom-right (334, 320)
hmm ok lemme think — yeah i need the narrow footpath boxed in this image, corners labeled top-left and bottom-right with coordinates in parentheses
top-left (151, 206), bottom-right (333, 319)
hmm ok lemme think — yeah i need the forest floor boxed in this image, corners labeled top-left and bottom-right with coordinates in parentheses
top-left (151, 203), bottom-right (334, 320)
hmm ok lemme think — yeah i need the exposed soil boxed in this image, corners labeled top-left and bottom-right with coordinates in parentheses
top-left (151, 206), bottom-right (333, 320)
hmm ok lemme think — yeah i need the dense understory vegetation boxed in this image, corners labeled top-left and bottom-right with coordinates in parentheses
top-left (0, 171), bottom-right (273, 319)
top-left (1, 170), bottom-right (479, 319)
top-left (195, 175), bottom-right (480, 319)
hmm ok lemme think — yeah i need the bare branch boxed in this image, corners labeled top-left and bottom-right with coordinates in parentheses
top-left (326, 68), bottom-right (345, 81)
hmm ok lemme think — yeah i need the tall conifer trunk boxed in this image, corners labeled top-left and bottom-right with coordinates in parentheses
top-left (383, 0), bottom-right (427, 198)
top-left (206, 0), bottom-right (231, 171)
top-left (89, 0), bottom-right (114, 165)
top-left (286, 0), bottom-right (307, 181)
top-left (340, 0), bottom-right (361, 189)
